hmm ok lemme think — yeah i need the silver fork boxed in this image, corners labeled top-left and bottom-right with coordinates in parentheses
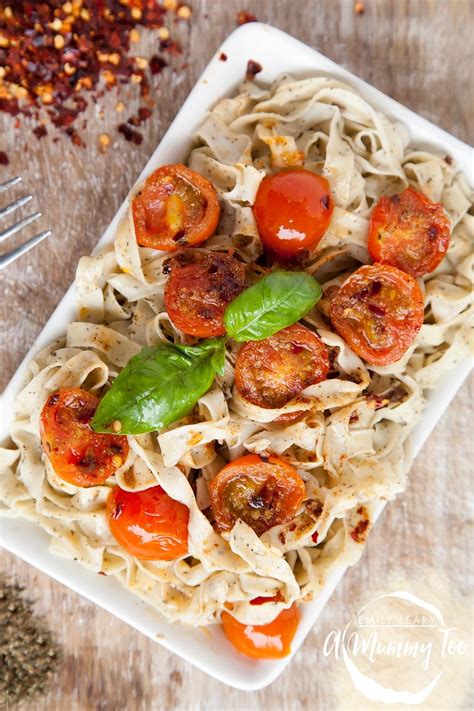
top-left (0, 176), bottom-right (52, 270)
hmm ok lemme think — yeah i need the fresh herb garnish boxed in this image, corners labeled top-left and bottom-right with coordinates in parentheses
top-left (91, 338), bottom-right (225, 435)
top-left (91, 270), bottom-right (322, 434)
top-left (223, 269), bottom-right (322, 342)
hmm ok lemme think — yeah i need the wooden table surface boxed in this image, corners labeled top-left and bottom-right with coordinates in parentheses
top-left (1, 1), bottom-right (472, 710)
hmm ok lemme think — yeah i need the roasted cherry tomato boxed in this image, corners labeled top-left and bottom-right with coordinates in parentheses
top-left (40, 388), bottom-right (128, 488)
top-left (234, 324), bottom-right (329, 417)
top-left (368, 187), bottom-right (451, 276)
top-left (209, 454), bottom-right (305, 536)
top-left (221, 603), bottom-right (300, 659)
top-left (329, 264), bottom-right (424, 366)
top-left (106, 485), bottom-right (189, 560)
top-left (164, 251), bottom-right (246, 337)
top-left (253, 169), bottom-right (334, 260)
top-left (132, 164), bottom-right (220, 251)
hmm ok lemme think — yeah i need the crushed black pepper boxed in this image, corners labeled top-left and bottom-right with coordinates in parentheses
top-left (0, 575), bottom-right (62, 707)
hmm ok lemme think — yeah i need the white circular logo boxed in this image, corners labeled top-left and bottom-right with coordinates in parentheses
top-left (323, 590), bottom-right (468, 704)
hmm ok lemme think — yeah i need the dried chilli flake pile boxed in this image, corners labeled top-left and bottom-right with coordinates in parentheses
top-left (0, 0), bottom-right (191, 151)
top-left (0, 575), bottom-right (62, 707)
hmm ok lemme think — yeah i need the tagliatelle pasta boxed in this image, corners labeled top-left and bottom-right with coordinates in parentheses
top-left (1, 75), bottom-right (472, 630)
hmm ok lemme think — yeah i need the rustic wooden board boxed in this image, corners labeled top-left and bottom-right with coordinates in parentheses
top-left (1, 1), bottom-right (472, 709)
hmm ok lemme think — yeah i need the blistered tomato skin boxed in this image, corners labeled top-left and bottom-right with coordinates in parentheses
top-left (164, 251), bottom-right (246, 337)
top-left (40, 388), bottom-right (128, 488)
top-left (329, 264), bottom-right (424, 366)
top-left (221, 603), bottom-right (300, 659)
top-left (132, 164), bottom-right (220, 251)
top-left (106, 485), bottom-right (189, 560)
top-left (234, 323), bottom-right (329, 414)
top-left (209, 454), bottom-right (305, 537)
top-left (368, 187), bottom-right (451, 276)
top-left (253, 169), bottom-right (334, 259)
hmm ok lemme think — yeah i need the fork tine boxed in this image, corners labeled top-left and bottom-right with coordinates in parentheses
top-left (0, 211), bottom-right (42, 243)
top-left (0, 194), bottom-right (33, 219)
top-left (0, 176), bottom-right (22, 192)
top-left (0, 178), bottom-right (51, 269)
top-left (0, 229), bottom-right (52, 270)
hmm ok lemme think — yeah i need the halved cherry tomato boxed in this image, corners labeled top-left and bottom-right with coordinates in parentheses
top-left (209, 454), bottom-right (305, 536)
top-left (132, 164), bottom-right (220, 251)
top-left (221, 603), bottom-right (300, 659)
top-left (253, 169), bottom-right (334, 260)
top-left (40, 388), bottom-right (128, 488)
top-left (329, 264), bottom-right (424, 366)
top-left (106, 485), bottom-right (189, 560)
top-left (368, 187), bottom-right (451, 276)
top-left (234, 324), bottom-right (329, 414)
top-left (164, 251), bottom-right (246, 337)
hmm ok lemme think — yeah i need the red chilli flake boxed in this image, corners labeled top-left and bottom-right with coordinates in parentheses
top-left (237, 10), bottom-right (257, 25)
top-left (219, 52), bottom-right (228, 62)
top-left (246, 59), bottom-right (262, 80)
top-left (138, 106), bottom-right (152, 122)
top-left (118, 104), bottom-right (151, 142)
top-left (159, 38), bottom-right (182, 56)
top-left (32, 125), bottom-right (47, 139)
top-left (125, 106), bottom-right (152, 127)
top-left (149, 55), bottom-right (168, 75)
top-left (251, 592), bottom-right (283, 605)
top-left (0, 1), bottom-right (185, 147)
top-left (0, 150), bottom-right (9, 165)
top-left (351, 519), bottom-right (369, 543)
top-left (118, 123), bottom-right (143, 145)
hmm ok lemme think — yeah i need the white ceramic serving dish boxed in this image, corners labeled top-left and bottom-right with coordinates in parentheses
top-left (1, 23), bottom-right (472, 691)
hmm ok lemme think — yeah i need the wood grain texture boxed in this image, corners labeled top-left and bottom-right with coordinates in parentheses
top-left (1, 1), bottom-right (472, 710)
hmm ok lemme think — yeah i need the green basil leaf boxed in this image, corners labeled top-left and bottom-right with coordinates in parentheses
top-left (91, 338), bottom-right (225, 435)
top-left (223, 270), bottom-right (322, 342)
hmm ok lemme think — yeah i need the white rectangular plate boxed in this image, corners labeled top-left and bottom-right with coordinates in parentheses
top-left (1, 23), bottom-right (472, 691)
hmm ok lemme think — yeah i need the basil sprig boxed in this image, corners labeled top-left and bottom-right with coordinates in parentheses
top-left (91, 338), bottom-right (225, 435)
top-left (91, 270), bottom-right (322, 434)
top-left (223, 270), bottom-right (322, 342)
